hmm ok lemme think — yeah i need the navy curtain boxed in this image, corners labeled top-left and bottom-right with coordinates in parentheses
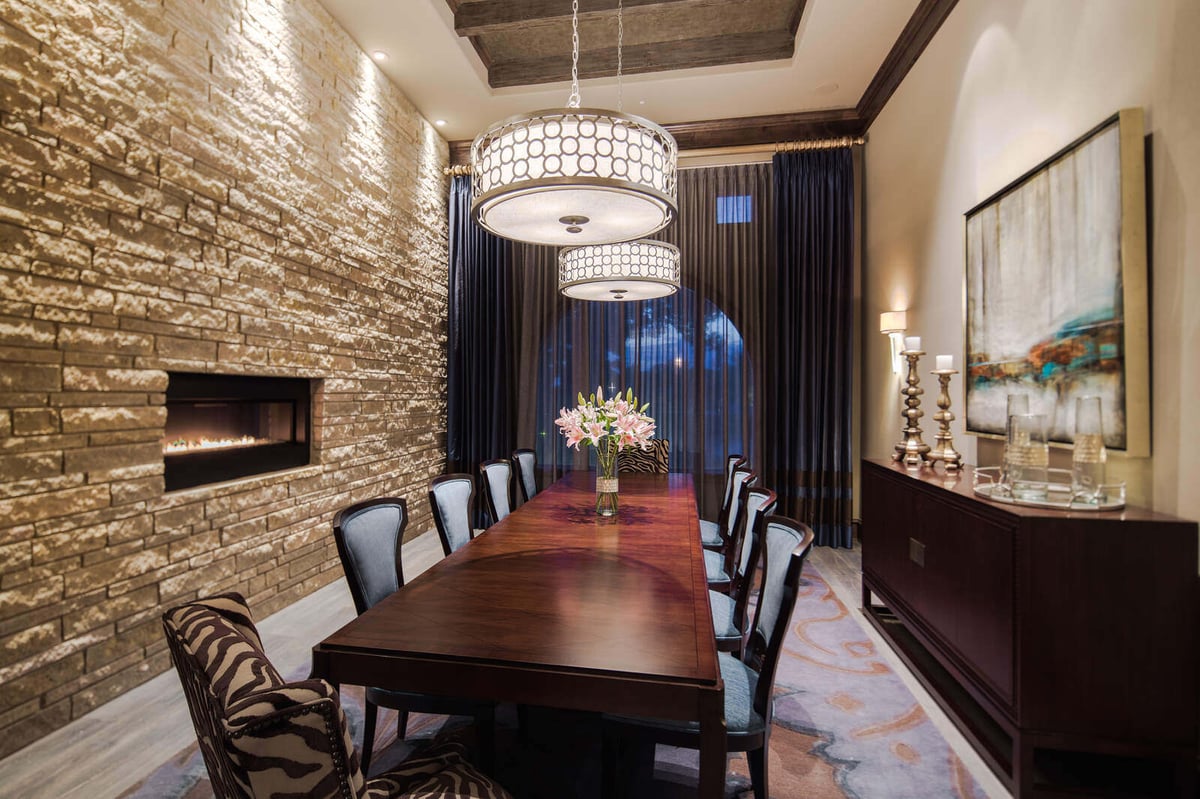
top-left (447, 176), bottom-right (517, 485)
top-left (765, 149), bottom-right (855, 547)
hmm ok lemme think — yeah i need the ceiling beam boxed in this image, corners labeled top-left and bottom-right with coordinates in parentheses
top-left (487, 30), bottom-right (795, 88)
top-left (856, 0), bottom-right (958, 127)
top-left (665, 109), bottom-right (862, 151)
top-left (455, 0), bottom-right (701, 37)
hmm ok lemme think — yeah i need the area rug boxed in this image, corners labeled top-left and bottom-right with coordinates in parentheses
top-left (119, 561), bottom-right (988, 799)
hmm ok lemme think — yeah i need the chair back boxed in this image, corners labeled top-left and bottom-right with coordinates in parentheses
top-left (162, 593), bottom-right (365, 799)
top-left (429, 473), bottom-right (477, 556)
top-left (480, 459), bottom-right (513, 524)
top-left (512, 448), bottom-right (538, 503)
top-left (719, 466), bottom-right (757, 546)
top-left (720, 454), bottom-right (747, 511)
top-left (331, 497), bottom-right (407, 615)
top-left (616, 438), bottom-right (670, 473)
top-left (732, 486), bottom-right (778, 585)
top-left (745, 517), bottom-right (814, 726)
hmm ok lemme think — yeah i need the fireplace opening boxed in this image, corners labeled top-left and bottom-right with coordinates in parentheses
top-left (164, 372), bottom-right (312, 491)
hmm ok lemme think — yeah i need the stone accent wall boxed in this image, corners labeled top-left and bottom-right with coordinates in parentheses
top-left (0, 0), bottom-right (449, 756)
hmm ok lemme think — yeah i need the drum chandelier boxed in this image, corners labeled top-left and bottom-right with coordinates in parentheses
top-left (470, 0), bottom-right (678, 247)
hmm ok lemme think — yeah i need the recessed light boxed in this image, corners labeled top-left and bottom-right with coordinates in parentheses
top-left (372, 50), bottom-right (387, 62)
top-left (435, 119), bottom-right (447, 127)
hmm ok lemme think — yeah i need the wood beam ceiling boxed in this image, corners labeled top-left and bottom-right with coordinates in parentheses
top-left (447, 0), bottom-right (959, 165)
top-left (454, 0), bottom-right (699, 37)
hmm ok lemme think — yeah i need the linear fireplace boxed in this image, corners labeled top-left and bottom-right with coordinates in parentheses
top-left (164, 372), bottom-right (312, 491)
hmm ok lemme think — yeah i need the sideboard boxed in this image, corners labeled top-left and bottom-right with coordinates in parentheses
top-left (861, 458), bottom-right (1198, 798)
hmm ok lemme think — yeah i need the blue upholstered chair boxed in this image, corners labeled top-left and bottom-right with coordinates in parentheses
top-left (699, 454), bottom-right (748, 549)
top-left (711, 486), bottom-right (778, 657)
top-left (479, 459), bottom-right (513, 526)
top-left (428, 473), bottom-right (479, 556)
top-left (703, 467), bottom-right (757, 591)
top-left (331, 497), bottom-right (495, 775)
top-left (512, 448), bottom-right (538, 504)
top-left (602, 516), bottom-right (815, 799)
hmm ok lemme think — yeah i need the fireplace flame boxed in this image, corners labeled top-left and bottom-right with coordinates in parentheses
top-left (163, 435), bottom-right (274, 454)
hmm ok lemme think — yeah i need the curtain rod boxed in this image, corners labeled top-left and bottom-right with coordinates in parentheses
top-left (443, 135), bottom-right (866, 174)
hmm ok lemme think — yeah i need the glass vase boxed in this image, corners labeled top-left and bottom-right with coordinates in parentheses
top-left (595, 439), bottom-right (619, 516)
top-left (1004, 412), bottom-right (1049, 501)
top-left (1071, 396), bottom-right (1107, 504)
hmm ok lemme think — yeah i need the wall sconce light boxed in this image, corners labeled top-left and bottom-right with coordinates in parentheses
top-left (879, 311), bottom-right (907, 374)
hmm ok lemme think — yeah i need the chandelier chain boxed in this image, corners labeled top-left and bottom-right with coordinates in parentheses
top-left (567, 0), bottom-right (581, 108)
top-left (617, 0), bottom-right (623, 111)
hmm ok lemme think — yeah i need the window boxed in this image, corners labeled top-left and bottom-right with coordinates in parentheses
top-left (716, 194), bottom-right (753, 224)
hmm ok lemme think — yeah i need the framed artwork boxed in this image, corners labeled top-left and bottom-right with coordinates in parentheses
top-left (964, 108), bottom-right (1149, 454)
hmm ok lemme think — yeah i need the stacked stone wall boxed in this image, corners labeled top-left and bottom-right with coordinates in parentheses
top-left (0, 0), bottom-right (449, 756)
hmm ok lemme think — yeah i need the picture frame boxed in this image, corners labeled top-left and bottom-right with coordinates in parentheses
top-left (963, 108), bottom-right (1149, 455)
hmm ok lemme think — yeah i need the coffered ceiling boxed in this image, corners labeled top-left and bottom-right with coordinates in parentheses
top-left (317, 0), bottom-right (957, 154)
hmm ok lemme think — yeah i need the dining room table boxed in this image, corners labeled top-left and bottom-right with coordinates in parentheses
top-left (310, 469), bottom-right (726, 798)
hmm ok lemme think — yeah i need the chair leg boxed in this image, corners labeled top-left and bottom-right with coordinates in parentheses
top-left (476, 705), bottom-right (496, 775)
top-left (361, 700), bottom-right (379, 777)
top-left (396, 710), bottom-right (409, 741)
top-left (748, 745), bottom-right (768, 799)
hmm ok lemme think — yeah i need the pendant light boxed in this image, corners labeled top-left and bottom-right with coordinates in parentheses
top-left (470, 0), bottom-right (678, 246)
top-left (557, 0), bottom-right (680, 302)
top-left (559, 239), bottom-right (680, 300)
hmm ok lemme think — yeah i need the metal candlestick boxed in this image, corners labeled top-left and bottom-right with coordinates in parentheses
top-left (926, 369), bottom-right (962, 472)
top-left (892, 350), bottom-right (931, 467)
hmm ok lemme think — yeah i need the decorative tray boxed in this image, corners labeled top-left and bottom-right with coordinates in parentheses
top-left (972, 466), bottom-right (1126, 511)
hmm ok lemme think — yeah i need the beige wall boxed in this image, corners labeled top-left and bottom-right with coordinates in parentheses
top-left (0, 0), bottom-right (449, 756)
top-left (863, 0), bottom-right (1199, 527)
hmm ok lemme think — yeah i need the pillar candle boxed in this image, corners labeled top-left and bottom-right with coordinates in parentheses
top-left (904, 336), bottom-right (921, 352)
top-left (936, 354), bottom-right (953, 370)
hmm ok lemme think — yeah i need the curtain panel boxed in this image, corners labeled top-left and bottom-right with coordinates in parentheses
top-left (765, 149), bottom-right (855, 547)
top-left (447, 176), bottom-right (518, 482)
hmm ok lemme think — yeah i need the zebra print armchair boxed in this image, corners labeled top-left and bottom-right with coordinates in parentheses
top-left (162, 593), bottom-right (513, 799)
top-left (616, 438), bottom-right (670, 473)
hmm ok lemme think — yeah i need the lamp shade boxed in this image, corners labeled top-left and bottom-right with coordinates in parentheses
top-left (471, 108), bottom-right (678, 246)
top-left (879, 310), bottom-right (907, 334)
top-left (559, 240), bottom-right (680, 301)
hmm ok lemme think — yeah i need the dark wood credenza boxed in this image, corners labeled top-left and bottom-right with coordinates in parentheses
top-left (861, 459), bottom-right (1198, 798)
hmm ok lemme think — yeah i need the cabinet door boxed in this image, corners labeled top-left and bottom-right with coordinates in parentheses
top-left (861, 467), bottom-right (923, 611)
top-left (912, 490), bottom-right (1015, 706)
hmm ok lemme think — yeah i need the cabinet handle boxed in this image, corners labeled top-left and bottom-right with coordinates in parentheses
top-left (909, 537), bottom-right (925, 567)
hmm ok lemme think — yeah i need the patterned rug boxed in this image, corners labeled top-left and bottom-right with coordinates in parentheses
top-left (120, 562), bottom-right (987, 799)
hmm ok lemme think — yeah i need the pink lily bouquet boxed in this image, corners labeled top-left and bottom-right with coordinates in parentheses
top-left (554, 387), bottom-right (656, 481)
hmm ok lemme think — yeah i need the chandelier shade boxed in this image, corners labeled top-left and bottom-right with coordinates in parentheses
top-left (559, 240), bottom-right (680, 301)
top-left (471, 108), bottom-right (678, 246)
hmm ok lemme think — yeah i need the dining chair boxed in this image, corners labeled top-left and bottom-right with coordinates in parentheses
top-left (429, 472), bottom-right (479, 556)
top-left (711, 486), bottom-right (778, 657)
top-left (512, 448), bottom-right (538, 503)
top-left (703, 467), bottom-right (757, 592)
top-left (700, 454), bottom-right (748, 549)
top-left (616, 438), bottom-right (670, 473)
top-left (331, 496), bottom-right (496, 775)
top-left (161, 592), bottom-right (514, 799)
top-left (479, 459), bottom-right (514, 525)
top-left (601, 516), bottom-right (815, 799)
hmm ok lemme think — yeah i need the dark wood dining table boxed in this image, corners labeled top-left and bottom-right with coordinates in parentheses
top-left (311, 470), bottom-right (725, 798)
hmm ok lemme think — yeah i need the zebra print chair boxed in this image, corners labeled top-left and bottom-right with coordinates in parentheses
top-left (163, 593), bottom-right (513, 799)
top-left (616, 438), bottom-right (670, 474)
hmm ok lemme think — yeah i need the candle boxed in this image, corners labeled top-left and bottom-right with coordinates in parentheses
top-left (904, 336), bottom-right (921, 352)
top-left (936, 354), bottom-right (953, 370)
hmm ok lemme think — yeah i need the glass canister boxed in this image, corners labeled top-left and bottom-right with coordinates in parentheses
top-left (1071, 395), bottom-right (1107, 504)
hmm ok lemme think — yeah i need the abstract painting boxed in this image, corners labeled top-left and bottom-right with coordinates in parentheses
top-left (964, 109), bottom-right (1149, 454)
